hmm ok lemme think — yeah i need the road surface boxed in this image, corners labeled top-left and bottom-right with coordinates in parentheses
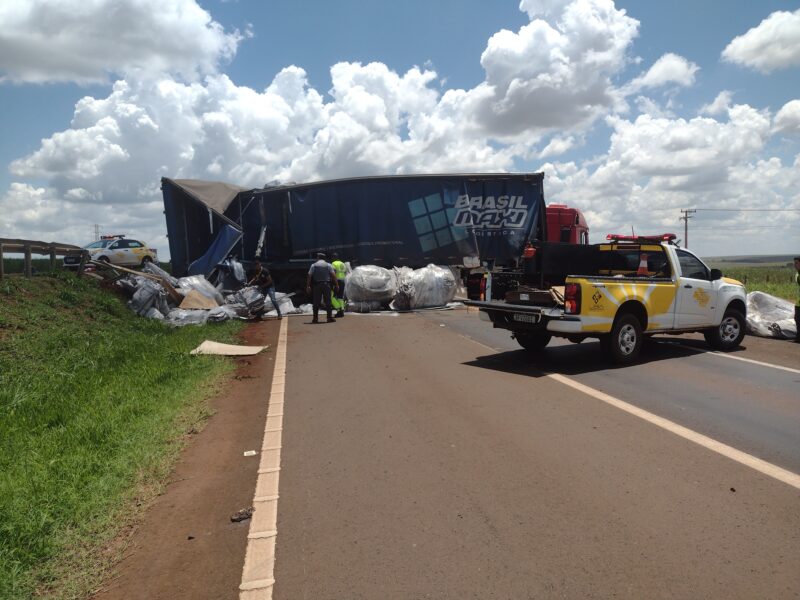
top-left (267, 309), bottom-right (800, 599)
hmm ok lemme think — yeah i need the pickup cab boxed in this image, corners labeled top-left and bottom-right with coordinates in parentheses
top-left (465, 234), bottom-right (747, 364)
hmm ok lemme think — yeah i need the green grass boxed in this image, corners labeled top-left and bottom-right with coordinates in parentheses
top-left (0, 272), bottom-right (243, 599)
top-left (708, 263), bottom-right (797, 302)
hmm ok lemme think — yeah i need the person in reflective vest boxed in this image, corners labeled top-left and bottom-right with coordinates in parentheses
top-left (331, 252), bottom-right (347, 318)
top-left (306, 252), bottom-right (338, 323)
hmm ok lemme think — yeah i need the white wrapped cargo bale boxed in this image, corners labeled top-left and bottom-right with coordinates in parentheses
top-left (746, 291), bottom-right (796, 339)
top-left (392, 264), bottom-right (457, 310)
top-left (344, 265), bottom-right (397, 303)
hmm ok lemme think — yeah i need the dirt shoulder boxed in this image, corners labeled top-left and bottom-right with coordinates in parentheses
top-left (93, 320), bottom-right (279, 600)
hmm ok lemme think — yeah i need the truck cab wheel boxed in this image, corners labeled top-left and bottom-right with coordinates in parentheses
top-left (704, 308), bottom-right (745, 351)
top-left (609, 313), bottom-right (643, 365)
top-left (514, 332), bottom-right (551, 351)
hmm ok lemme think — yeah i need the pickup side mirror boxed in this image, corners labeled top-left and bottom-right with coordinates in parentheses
top-left (710, 268), bottom-right (722, 281)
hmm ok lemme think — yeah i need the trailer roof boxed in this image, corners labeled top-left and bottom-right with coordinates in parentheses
top-left (250, 171), bottom-right (545, 195)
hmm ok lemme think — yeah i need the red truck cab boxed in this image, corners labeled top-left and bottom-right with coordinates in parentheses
top-left (546, 204), bottom-right (589, 244)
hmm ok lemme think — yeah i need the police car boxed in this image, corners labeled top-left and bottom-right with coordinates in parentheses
top-left (62, 235), bottom-right (158, 269)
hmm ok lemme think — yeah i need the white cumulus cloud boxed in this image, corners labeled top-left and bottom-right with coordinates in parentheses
top-left (0, 0), bottom-right (244, 84)
top-left (722, 9), bottom-right (800, 73)
top-left (773, 99), bottom-right (800, 135)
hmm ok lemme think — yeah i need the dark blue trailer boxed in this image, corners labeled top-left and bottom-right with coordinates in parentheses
top-left (161, 173), bottom-right (546, 279)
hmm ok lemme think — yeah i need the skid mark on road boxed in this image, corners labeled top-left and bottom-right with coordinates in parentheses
top-left (240, 317), bottom-right (288, 600)
top-left (463, 335), bottom-right (800, 490)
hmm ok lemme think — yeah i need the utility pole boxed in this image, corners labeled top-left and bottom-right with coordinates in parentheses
top-left (93, 223), bottom-right (100, 241)
top-left (679, 209), bottom-right (696, 248)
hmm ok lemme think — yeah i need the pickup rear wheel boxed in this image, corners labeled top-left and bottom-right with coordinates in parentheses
top-left (609, 313), bottom-right (643, 365)
top-left (514, 332), bottom-right (551, 352)
top-left (704, 308), bottom-right (745, 351)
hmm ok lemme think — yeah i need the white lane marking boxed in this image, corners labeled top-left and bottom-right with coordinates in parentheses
top-left (548, 373), bottom-right (800, 490)
top-left (667, 342), bottom-right (800, 375)
top-left (240, 317), bottom-right (288, 599)
top-left (462, 334), bottom-right (800, 490)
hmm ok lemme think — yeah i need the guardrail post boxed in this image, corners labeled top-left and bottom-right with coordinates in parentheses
top-left (50, 244), bottom-right (56, 270)
top-left (24, 245), bottom-right (32, 277)
top-left (0, 243), bottom-right (4, 280)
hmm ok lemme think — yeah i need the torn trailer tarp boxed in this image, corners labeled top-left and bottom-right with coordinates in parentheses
top-left (187, 224), bottom-right (243, 278)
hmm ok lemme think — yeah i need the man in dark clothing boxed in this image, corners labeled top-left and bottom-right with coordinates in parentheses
top-left (306, 253), bottom-right (338, 323)
top-left (248, 259), bottom-right (282, 318)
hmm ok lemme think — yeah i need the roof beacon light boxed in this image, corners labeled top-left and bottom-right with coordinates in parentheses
top-left (606, 233), bottom-right (676, 243)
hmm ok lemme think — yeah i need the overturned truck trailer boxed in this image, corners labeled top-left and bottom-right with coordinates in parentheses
top-left (161, 173), bottom-right (547, 286)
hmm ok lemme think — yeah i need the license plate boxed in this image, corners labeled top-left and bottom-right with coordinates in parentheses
top-left (513, 313), bottom-right (541, 324)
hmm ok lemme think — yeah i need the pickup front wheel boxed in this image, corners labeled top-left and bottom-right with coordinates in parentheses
top-left (514, 332), bottom-right (552, 352)
top-left (608, 314), bottom-right (643, 365)
top-left (704, 308), bottom-right (745, 351)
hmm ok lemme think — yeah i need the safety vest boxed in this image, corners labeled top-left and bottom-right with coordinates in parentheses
top-left (332, 260), bottom-right (347, 281)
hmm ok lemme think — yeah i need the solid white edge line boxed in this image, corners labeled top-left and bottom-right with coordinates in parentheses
top-left (461, 333), bottom-right (800, 490)
top-left (240, 317), bottom-right (288, 599)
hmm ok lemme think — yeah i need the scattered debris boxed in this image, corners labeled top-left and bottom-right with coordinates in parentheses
top-left (243, 450), bottom-right (257, 457)
top-left (190, 341), bottom-right (268, 356)
top-left (230, 507), bottom-right (255, 522)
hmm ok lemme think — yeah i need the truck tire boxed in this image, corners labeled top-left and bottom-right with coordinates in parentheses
top-left (704, 308), bottom-right (745, 351)
top-left (608, 313), bottom-right (643, 365)
top-left (514, 332), bottom-right (551, 351)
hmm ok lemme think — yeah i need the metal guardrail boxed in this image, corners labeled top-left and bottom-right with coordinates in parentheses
top-left (0, 237), bottom-right (83, 278)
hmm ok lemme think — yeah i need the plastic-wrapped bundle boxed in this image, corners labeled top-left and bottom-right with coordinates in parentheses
top-left (215, 257), bottom-right (246, 291)
top-left (142, 262), bottom-right (178, 287)
top-left (264, 297), bottom-right (297, 317)
top-left (225, 286), bottom-right (265, 313)
top-left (392, 264), bottom-right (457, 310)
top-left (344, 266), bottom-right (397, 303)
top-left (207, 305), bottom-right (240, 322)
top-left (164, 308), bottom-right (210, 327)
top-left (746, 291), bottom-right (796, 339)
top-left (128, 279), bottom-right (170, 316)
top-left (348, 300), bottom-right (384, 313)
top-left (177, 275), bottom-right (224, 306)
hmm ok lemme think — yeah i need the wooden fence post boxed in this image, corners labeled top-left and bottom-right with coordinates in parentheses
top-left (24, 245), bottom-right (32, 277)
top-left (50, 244), bottom-right (57, 270)
top-left (0, 243), bottom-right (4, 280)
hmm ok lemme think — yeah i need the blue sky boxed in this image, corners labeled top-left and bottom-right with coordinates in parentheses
top-left (0, 0), bottom-right (798, 257)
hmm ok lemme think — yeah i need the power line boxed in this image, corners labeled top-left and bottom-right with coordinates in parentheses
top-left (691, 208), bottom-right (800, 212)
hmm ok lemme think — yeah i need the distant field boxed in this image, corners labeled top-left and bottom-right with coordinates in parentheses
top-left (707, 263), bottom-right (796, 302)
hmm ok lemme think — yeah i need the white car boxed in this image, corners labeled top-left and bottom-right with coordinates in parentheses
top-left (63, 236), bottom-right (158, 269)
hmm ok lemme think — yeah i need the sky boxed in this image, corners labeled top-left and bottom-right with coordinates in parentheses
top-left (0, 0), bottom-right (798, 259)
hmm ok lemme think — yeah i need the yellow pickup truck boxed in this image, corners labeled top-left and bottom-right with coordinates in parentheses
top-left (465, 234), bottom-right (747, 364)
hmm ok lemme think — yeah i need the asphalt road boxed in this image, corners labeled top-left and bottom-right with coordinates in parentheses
top-left (273, 309), bottom-right (799, 599)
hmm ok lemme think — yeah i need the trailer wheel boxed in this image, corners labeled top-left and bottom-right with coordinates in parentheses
top-left (703, 308), bottom-right (745, 351)
top-left (608, 313), bottom-right (643, 365)
top-left (514, 332), bottom-right (551, 351)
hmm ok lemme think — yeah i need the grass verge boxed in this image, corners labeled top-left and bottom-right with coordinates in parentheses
top-left (709, 264), bottom-right (797, 302)
top-left (0, 272), bottom-right (243, 599)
